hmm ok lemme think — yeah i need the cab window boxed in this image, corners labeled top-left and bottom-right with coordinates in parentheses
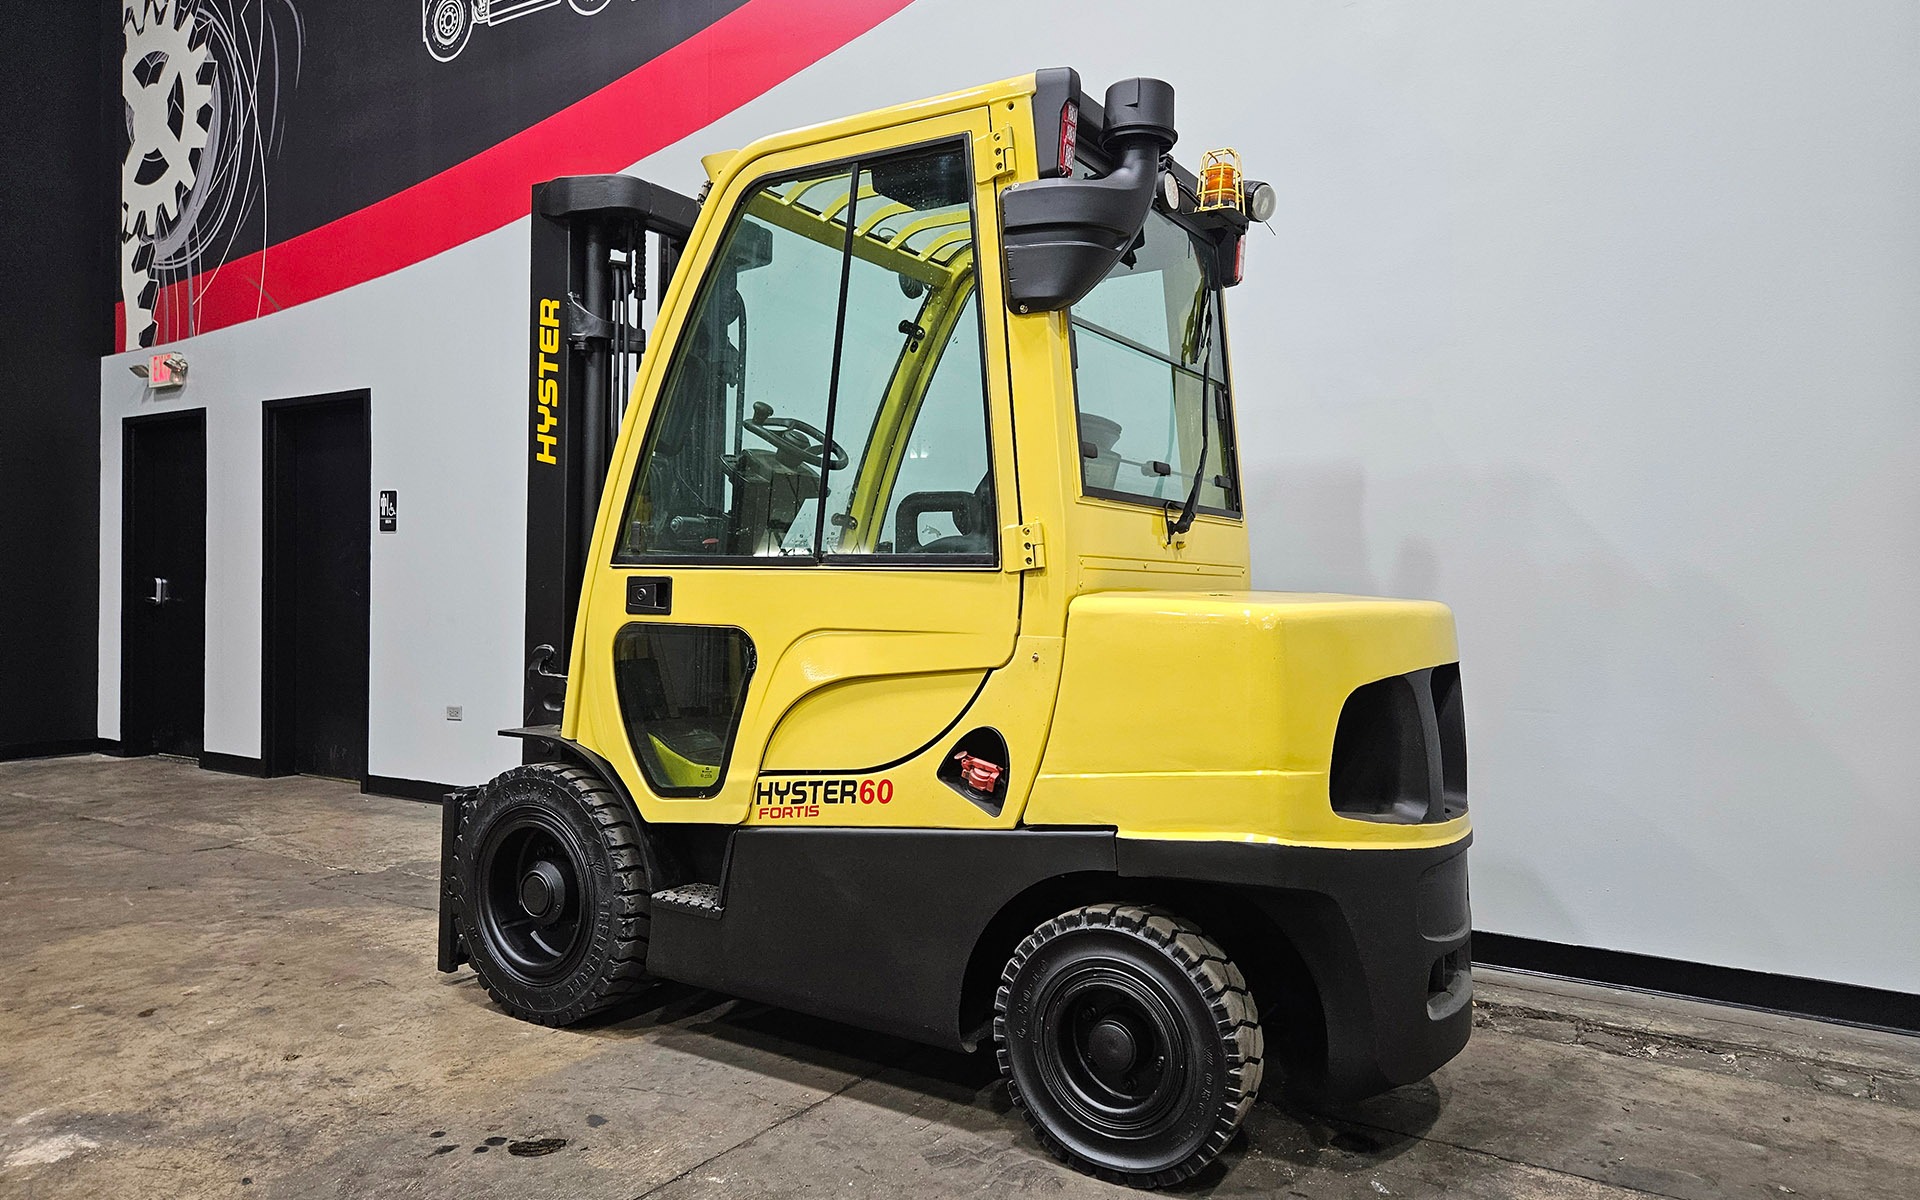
top-left (1068, 207), bottom-right (1239, 514)
top-left (617, 142), bottom-right (993, 563)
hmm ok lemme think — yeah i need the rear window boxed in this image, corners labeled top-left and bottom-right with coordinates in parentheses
top-left (1068, 207), bottom-right (1239, 515)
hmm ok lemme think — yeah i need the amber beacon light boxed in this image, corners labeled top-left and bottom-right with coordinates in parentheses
top-left (1197, 147), bottom-right (1242, 210)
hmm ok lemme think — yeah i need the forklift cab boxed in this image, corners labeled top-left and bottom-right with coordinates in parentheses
top-left (563, 74), bottom-right (1250, 830)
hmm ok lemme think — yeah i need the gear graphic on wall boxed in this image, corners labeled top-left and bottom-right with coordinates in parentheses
top-left (121, 0), bottom-right (215, 347)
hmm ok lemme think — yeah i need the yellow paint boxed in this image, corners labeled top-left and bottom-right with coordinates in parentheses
top-left (744, 633), bottom-right (1065, 829)
top-left (1026, 592), bottom-right (1468, 848)
top-left (559, 72), bottom-right (1471, 858)
top-left (761, 668), bottom-right (985, 772)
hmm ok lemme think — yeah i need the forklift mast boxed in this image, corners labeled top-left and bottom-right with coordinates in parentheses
top-left (522, 175), bottom-right (700, 732)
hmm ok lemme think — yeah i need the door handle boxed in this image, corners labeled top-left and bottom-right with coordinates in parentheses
top-left (626, 576), bottom-right (673, 615)
top-left (146, 577), bottom-right (172, 606)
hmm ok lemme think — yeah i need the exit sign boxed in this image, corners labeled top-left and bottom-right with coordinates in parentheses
top-left (147, 352), bottom-right (187, 387)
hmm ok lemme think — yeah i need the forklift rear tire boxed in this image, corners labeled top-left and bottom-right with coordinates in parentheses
top-left (452, 764), bottom-right (657, 1026)
top-left (994, 904), bottom-right (1264, 1188)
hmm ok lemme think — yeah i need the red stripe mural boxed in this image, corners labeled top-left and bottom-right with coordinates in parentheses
top-left (116, 0), bottom-right (912, 351)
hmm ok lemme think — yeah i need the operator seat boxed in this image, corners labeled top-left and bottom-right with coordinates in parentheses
top-left (900, 473), bottom-right (993, 555)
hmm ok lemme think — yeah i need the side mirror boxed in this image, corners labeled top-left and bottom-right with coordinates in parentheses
top-left (1001, 76), bottom-right (1177, 312)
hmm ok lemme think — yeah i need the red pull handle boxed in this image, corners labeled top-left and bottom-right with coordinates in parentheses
top-left (954, 752), bottom-right (1003, 793)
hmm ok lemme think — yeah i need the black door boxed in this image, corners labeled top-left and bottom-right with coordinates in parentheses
top-left (122, 411), bottom-right (207, 756)
top-left (264, 394), bottom-right (371, 781)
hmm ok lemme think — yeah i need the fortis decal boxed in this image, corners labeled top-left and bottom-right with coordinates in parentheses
top-left (752, 776), bottom-right (895, 820)
top-left (533, 297), bottom-right (560, 465)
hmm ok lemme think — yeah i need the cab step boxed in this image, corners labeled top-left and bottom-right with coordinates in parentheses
top-left (652, 882), bottom-right (724, 918)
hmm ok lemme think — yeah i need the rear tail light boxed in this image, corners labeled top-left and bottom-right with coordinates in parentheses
top-left (1231, 235), bottom-right (1246, 285)
top-left (1058, 100), bottom-right (1078, 177)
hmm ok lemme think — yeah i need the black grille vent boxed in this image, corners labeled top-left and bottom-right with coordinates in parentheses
top-left (1328, 664), bottom-right (1468, 824)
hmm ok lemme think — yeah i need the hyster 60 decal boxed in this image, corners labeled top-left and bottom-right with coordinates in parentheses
top-left (753, 776), bottom-right (894, 820)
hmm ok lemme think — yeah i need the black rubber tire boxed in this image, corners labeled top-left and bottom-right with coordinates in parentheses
top-left (452, 764), bottom-right (656, 1025)
top-left (994, 904), bottom-right (1264, 1188)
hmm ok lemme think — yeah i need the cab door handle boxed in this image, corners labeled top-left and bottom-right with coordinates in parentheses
top-left (626, 576), bottom-right (672, 615)
top-left (146, 577), bottom-right (172, 606)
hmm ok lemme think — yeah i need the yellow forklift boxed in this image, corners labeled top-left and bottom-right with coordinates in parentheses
top-left (439, 69), bottom-right (1473, 1187)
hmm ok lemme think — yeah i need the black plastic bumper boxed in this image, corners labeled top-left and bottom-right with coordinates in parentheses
top-left (1117, 834), bottom-right (1473, 1101)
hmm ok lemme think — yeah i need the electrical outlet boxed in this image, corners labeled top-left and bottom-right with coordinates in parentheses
top-left (446, 706), bottom-right (463, 721)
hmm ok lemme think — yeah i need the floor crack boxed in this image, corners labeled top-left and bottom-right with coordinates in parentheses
top-left (1325, 1113), bottom-right (1693, 1200)
top-left (1477, 997), bottom-right (1920, 1083)
top-left (626, 1065), bottom-right (884, 1198)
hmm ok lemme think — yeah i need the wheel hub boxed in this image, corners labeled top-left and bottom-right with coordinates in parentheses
top-left (1086, 1018), bottom-right (1138, 1076)
top-left (474, 812), bottom-right (593, 982)
top-left (519, 860), bottom-right (568, 924)
top-left (1035, 968), bottom-right (1188, 1137)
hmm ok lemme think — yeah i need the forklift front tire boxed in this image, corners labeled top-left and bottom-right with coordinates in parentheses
top-left (452, 764), bottom-right (656, 1026)
top-left (995, 904), bottom-right (1264, 1188)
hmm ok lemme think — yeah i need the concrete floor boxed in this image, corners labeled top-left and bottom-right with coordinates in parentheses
top-left (1, 757), bottom-right (1916, 1200)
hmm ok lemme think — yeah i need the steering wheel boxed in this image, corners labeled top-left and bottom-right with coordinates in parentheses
top-left (741, 404), bottom-right (849, 473)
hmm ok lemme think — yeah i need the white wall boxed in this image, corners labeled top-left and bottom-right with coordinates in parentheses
top-left (102, 0), bottom-right (1920, 993)
top-left (100, 221), bottom-right (533, 786)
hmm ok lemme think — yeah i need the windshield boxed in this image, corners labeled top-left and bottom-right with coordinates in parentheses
top-left (1068, 206), bottom-right (1238, 515)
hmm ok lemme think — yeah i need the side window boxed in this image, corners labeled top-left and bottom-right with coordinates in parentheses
top-left (617, 142), bottom-right (994, 563)
top-left (819, 152), bottom-right (993, 558)
top-left (619, 164), bottom-right (853, 559)
top-left (611, 624), bottom-right (754, 798)
top-left (1069, 207), bottom-right (1239, 514)
top-left (873, 293), bottom-right (989, 554)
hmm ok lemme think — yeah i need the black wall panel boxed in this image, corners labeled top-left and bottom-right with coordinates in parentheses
top-left (0, 3), bottom-right (116, 757)
top-left (233, 0), bottom-right (752, 253)
top-left (114, 0), bottom-right (760, 347)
